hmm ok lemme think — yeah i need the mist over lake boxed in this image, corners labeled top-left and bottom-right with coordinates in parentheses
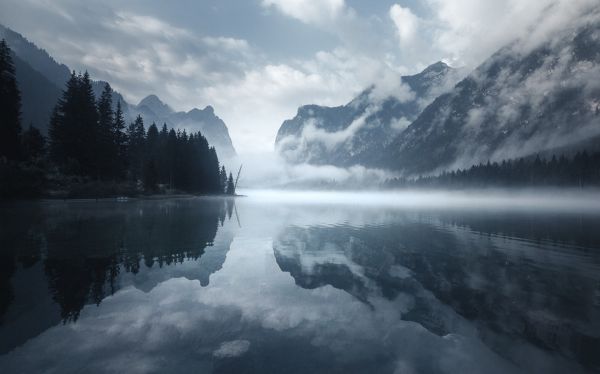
top-left (1, 191), bottom-right (599, 373)
top-left (2, 0), bottom-right (600, 373)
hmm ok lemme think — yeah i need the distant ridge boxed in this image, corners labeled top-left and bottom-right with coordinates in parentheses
top-left (275, 61), bottom-right (460, 167)
top-left (0, 24), bottom-right (237, 160)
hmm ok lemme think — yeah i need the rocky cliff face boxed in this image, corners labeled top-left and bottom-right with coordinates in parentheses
top-left (128, 95), bottom-right (237, 160)
top-left (275, 10), bottom-right (600, 176)
top-left (275, 62), bottom-right (460, 167)
top-left (381, 11), bottom-right (600, 174)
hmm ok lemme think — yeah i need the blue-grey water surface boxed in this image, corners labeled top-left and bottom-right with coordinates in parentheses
top-left (1, 190), bottom-right (599, 373)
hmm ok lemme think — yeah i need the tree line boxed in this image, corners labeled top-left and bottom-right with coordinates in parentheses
top-left (385, 152), bottom-right (600, 189)
top-left (0, 39), bottom-right (236, 198)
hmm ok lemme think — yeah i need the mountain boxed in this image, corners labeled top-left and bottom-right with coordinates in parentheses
top-left (11, 54), bottom-right (62, 130)
top-left (0, 25), bottom-right (70, 89)
top-left (380, 10), bottom-right (600, 175)
top-left (1, 24), bottom-right (237, 160)
top-left (0, 25), bottom-right (65, 130)
top-left (275, 61), bottom-right (461, 167)
top-left (137, 94), bottom-right (173, 118)
top-left (91, 81), bottom-right (130, 113)
top-left (128, 95), bottom-right (237, 160)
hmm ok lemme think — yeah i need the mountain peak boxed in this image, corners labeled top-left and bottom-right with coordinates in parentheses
top-left (138, 94), bottom-right (173, 116)
top-left (188, 105), bottom-right (216, 117)
top-left (138, 94), bottom-right (166, 107)
top-left (421, 61), bottom-right (450, 75)
top-left (203, 105), bottom-right (214, 115)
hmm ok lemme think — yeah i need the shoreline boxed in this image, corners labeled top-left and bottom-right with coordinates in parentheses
top-left (1, 193), bottom-right (246, 203)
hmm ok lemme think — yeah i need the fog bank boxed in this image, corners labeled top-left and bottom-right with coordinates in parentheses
top-left (240, 188), bottom-right (600, 212)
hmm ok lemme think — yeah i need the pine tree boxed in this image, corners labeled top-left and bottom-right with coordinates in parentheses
top-left (207, 147), bottom-right (221, 193)
top-left (219, 166), bottom-right (227, 194)
top-left (226, 172), bottom-right (235, 195)
top-left (143, 158), bottom-right (158, 192)
top-left (96, 83), bottom-right (114, 179)
top-left (157, 123), bottom-right (169, 183)
top-left (49, 71), bottom-right (99, 176)
top-left (144, 123), bottom-right (160, 191)
top-left (21, 125), bottom-right (46, 162)
top-left (0, 39), bottom-right (22, 161)
top-left (112, 100), bottom-right (127, 178)
top-left (166, 128), bottom-right (177, 189)
top-left (79, 71), bottom-right (99, 177)
top-left (127, 115), bottom-right (145, 182)
top-left (49, 72), bottom-right (77, 166)
top-left (146, 123), bottom-right (159, 161)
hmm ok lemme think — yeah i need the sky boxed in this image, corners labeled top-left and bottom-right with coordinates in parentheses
top-left (0, 0), bottom-right (591, 155)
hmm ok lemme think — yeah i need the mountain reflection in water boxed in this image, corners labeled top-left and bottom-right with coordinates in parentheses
top-left (0, 191), bottom-right (599, 374)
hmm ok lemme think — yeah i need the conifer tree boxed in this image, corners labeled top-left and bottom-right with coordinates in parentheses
top-left (207, 147), bottom-right (221, 193)
top-left (112, 100), bottom-right (127, 178)
top-left (127, 115), bottom-right (145, 181)
top-left (146, 123), bottom-right (159, 161)
top-left (49, 72), bottom-right (77, 166)
top-left (166, 128), bottom-right (177, 189)
top-left (49, 71), bottom-right (99, 176)
top-left (97, 83), bottom-right (114, 179)
top-left (143, 123), bottom-right (160, 190)
top-left (143, 159), bottom-right (158, 192)
top-left (226, 172), bottom-right (235, 195)
top-left (21, 125), bottom-right (46, 162)
top-left (157, 123), bottom-right (169, 182)
top-left (79, 71), bottom-right (99, 176)
top-left (0, 39), bottom-right (22, 161)
top-left (219, 166), bottom-right (227, 194)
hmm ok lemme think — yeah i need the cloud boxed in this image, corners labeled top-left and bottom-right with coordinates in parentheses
top-left (202, 36), bottom-right (250, 52)
top-left (213, 340), bottom-right (251, 358)
top-left (425, 0), bottom-right (600, 66)
top-left (3, 0), bottom-right (597, 159)
top-left (390, 117), bottom-right (412, 132)
top-left (389, 4), bottom-right (421, 46)
top-left (110, 12), bottom-right (191, 39)
top-left (0, 0), bottom-right (420, 156)
top-left (260, 0), bottom-right (397, 67)
top-left (202, 46), bottom-right (416, 155)
top-left (299, 106), bottom-right (380, 150)
top-left (236, 151), bottom-right (394, 189)
top-left (261, 0), bottom-right (347, 26)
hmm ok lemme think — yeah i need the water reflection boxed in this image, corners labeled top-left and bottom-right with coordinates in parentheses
top-left (0, 197), bottom-right (234, 353)
top-left (274, 209), bottom-right (600, 373)
top-left (0, 192), bottom-right (599, 373)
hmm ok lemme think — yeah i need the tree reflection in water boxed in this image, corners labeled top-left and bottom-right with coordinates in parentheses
top-left (0, 197), bottom-right (234, 325)
top-left (274, 210), bottom-right (600, 371)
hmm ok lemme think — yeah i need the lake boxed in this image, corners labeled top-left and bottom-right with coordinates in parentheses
top-left (1, 190), bottom-right (599, 373)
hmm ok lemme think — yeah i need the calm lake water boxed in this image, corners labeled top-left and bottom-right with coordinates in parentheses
top-left (1, 190), bottom-right (600, 374)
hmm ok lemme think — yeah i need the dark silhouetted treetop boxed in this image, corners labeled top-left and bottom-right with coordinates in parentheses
top-left (48, 71), bottom-right (99, 176)
top-left (226, 172), bottom-right (235, 195)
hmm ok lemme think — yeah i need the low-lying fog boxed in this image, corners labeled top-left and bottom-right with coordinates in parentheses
top-left (239, 188), bottom-right (600, 212)
top-left (232, 152), bottom-right (393, 189)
